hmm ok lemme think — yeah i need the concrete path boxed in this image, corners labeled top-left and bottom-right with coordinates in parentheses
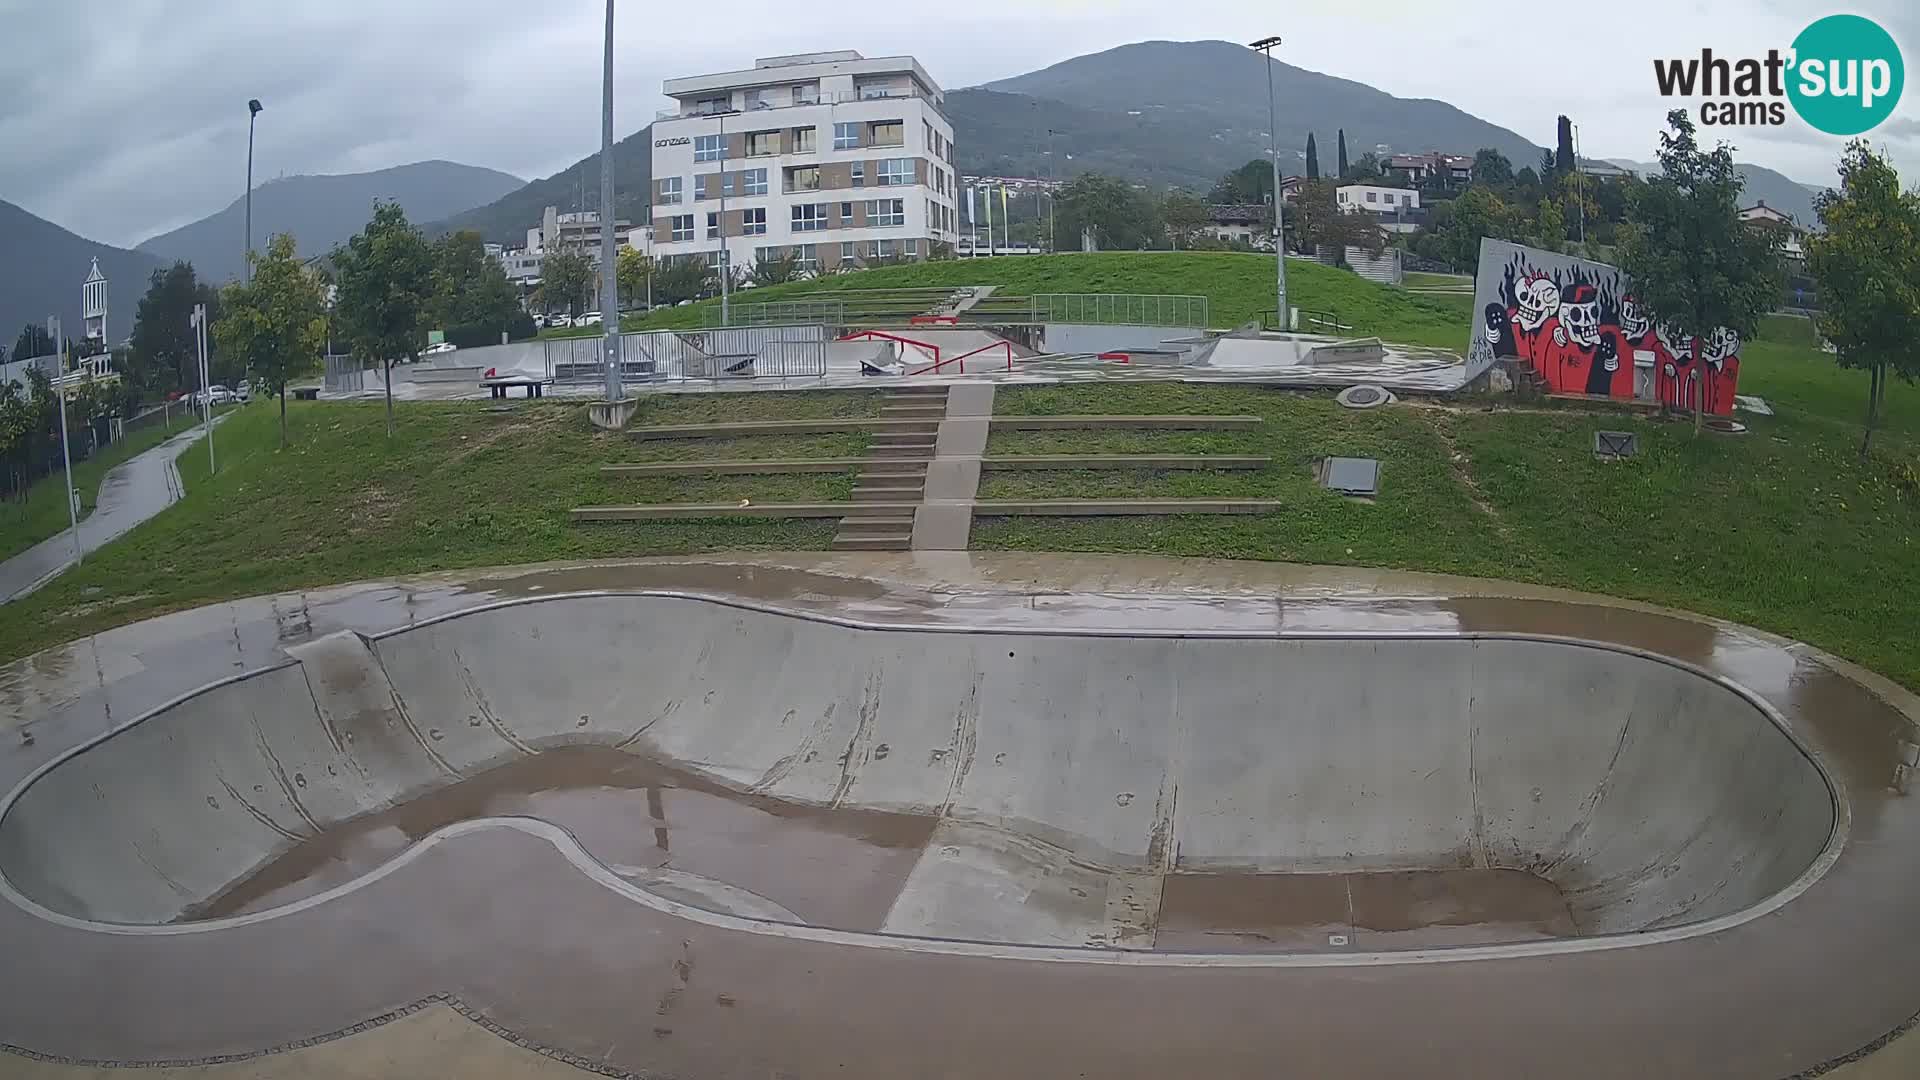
top-left (0, 418), bottom-right (220, 604)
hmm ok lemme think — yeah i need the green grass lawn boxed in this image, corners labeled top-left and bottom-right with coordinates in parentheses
top-left (592, 254), bottom-right (1471, 347)
top-left (0, 412), bottom-right (204, 562)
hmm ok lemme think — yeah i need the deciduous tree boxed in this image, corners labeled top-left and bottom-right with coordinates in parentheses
top-left (1619, 110), bottom-right (1783, 433)
top-left (1055, 173), bottom-right (1161, 251)
top-left (1804, 140), bottom-right (1920, 457)
top-left (1159, 192), bottom-right (1211, 249)
top-left (615, 247), bottom-right (653, 308)
top-left (11, 325), bottom-right (52, 363)
top-left (430, 230), bottom-right (521, 345)
top-left (748, 248), bottom-right (803, 286)
top-left (539, 249), bottom-right (595, 318)
top-left (332, 201), bottom-right (434, 436)
top-left (214, 234), bottom-right (326, 448)
top-left (129, 261), bottom-right (220, 394)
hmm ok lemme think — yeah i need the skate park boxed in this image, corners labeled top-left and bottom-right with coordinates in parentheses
top-left (1, 553), bottom-right (1918, 1079)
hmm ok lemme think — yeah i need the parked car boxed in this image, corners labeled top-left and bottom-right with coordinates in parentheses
top-left (424, 341), bottom-right (458, 356)
top-left (547, 313), bottom-right (572, 328)
top-left (232, 382), bottom-right (252, 403)
top-left (577, 311), bottom-right (603, 326)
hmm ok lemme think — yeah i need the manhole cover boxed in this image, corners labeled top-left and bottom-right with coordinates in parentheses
top-left (1336, 385), bottom-right (1394, 410)
top-left (1321, 457), bottom-right (1380, 496)
top-left (1705, 418), bottom-right (1749, 435)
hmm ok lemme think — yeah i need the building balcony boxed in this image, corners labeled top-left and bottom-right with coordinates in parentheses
top-left (656, 86), bottom-right (943, 122)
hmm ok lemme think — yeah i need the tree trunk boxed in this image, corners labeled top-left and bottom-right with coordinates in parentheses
top-left (1691, 336), bottom-right (1704, 437)
top-left (278, 384), bottom-right (288, 449)
top-left (1860, 363), bottom-right (1882, 458)
top-left (384, 361), bottom-right (394, 437)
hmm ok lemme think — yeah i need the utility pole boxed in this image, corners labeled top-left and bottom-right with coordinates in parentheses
top-left (191, 304), bottom-right (215, 474)
top-left (717, 110), bottom-right (731, 325)
top-left (1572, 122), bottom-right (1586, 246)
top-left (245, 99), bottom-right (262, 281)
top-left (598, 0), bottom-right (623, 401)
top-left (1047, 129), bottom-right (1057, 254)
top-left (48, 316), bottom-right (79, 567)
top-left (1250, 36), bottom-right (1288, 329)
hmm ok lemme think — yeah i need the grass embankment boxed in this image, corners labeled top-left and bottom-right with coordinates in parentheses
top-left (973, 335), bottom-right (1919, 688)
top-left (568, 253), bottom-right (1469, 347)
top-left (0, 391), bottom-right (891, 662)
top-left (0, 413), bottom-right (201, 562)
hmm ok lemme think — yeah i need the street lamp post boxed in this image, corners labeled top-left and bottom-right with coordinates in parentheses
top-left (599, 0), bottom-right (623, 401)
top-left (717, 111), bottom-right (733, 326)
top-left (1249, 36), bottom-right (1288, 330)
top-left (190, 304), bottom-right (215, 474)
top-left (47, 316), bottom-right (79, 568)
top-left (245, 99), bottom-right (263, 282)
top-left (1046, 129), bottom-right (1057, 254)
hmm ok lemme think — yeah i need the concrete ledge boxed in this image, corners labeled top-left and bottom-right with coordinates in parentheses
top-left (972, 499), bottom-right (1282, 516)
top-left (992, 415), bottom-right (1262, 430)
top-left (586, 398), bottom-right (640, 430)
top-left (629, 418), bottom-right (920, 440)
top-left (600, 459), bottom-right (862, 476)
top-left (572, 501), bottom-right (917, 521)
top-left (982, 455), bottom-right (1270, 471)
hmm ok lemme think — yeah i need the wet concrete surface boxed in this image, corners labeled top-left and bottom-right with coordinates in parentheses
top-left (1, 553), bottom-right (1917, 1078)
top-left (1156, 869), bottom-right (1575, 952)
top-left (190, 747), bottom-right (932, 928)
top-left (0, 417), bottom-right (224, 604)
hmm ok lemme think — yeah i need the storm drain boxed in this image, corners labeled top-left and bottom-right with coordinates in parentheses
top-left (1593, 431), bottom-right (1639, 461)
top-left (1336, 385), bottom-right (1395, 410)
top-left (1320, 457), bottom-right (1380, 497)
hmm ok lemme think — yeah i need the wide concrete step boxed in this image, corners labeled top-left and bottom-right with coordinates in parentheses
top-left (970, 499), bottom-right (1283, 516)
top-left (630, 418), bottom-right (932, 440)
top-left (853, 485), bottom-right (923, 502)
top-left (883, 385), bottom-right (949, 397)
top-left (573, 501), bottom-right (918, 521)
top-left (858, 470), bottom-right (927, 484)
top-left (836, 515), bottom-right (916, 532)
top-left (867, 445), bottom-right (936, 460)
top-left (881, 405), bottom-right (949, 418)
top-left (602, 458), bottom-right (862, 477)
top-left (980, 455), bottom-right (1271, 472)
top-left (990, 415), bottom-right (1263, 431)
top-left (830, 534), bottom-right (913, 551)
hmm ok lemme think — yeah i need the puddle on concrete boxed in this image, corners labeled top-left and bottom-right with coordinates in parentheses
top-left (1155, 869), bottom-right (1575, 952)
top-left (187, 746), bottom-right (935, 929)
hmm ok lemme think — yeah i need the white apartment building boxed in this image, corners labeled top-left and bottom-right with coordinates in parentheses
top-left (649, 51), bottom-right (958, 278)
top-left (1336, 185), bottom-right (1420, 213)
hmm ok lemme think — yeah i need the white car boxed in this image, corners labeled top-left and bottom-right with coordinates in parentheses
top-left (202, 385), bottom-right (233, 406)
top-left (546, 314), bottom-right (572, 328)
top-left (577, 311), bottom-right (603, 326)
top-left (424, 341), bottom-right (458, 356)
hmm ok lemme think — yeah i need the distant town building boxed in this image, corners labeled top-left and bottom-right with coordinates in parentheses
top-left (1384, 152), bottom-right (1473, 185)
top-left (1579, 160), bottom-right (1636, 180)
top-left (1203, 204), bottom-right (1269, 248)
top-left (1739, 201), bottom-right (1805, 261)
top-left (540, 206), bottom-right (633, 264)
top-left (1337, 185), bottom-right (1422, 235)
top-left (81, 258), bottom-right (107, 355)
top-left (649, 50), bottom-right (958, 276)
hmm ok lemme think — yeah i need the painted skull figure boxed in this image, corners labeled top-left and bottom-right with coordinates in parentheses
top-left (1701, 326), bottom-right (1741, 370)
top-left (1515, 274), bottom-right (1560, 331)
top-left (1619, 294), bottom-right (1651, 342)
top-left (1558, 283), bottom-right (1602, 351)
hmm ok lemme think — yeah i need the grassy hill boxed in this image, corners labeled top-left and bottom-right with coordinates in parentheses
top-left (608, 253), bottom-right (1470, 347)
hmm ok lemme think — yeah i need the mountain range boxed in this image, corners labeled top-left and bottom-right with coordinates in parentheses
top-left (1604, 159), bottom-right (1823, 226)
top-left (136, 160), bottom-right (524, 284)
top-left (1, 199), bottom-right (164, 354)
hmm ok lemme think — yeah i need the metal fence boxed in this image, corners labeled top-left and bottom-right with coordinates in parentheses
top-left (709, 299), bottom-right (849, 327)
top-left (322, 354), bottom-right (365, 393)
top-left (544, 326), bottom-right (829, 385)
top-left (1026, 294), bottom-right (1210, 328)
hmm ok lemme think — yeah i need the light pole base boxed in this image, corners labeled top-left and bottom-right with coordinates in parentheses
top-left (587, 398), bottom-right (639, 431)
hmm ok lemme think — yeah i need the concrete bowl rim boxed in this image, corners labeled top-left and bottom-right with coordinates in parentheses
top-left (0, 587), bottom-right (1850, 970)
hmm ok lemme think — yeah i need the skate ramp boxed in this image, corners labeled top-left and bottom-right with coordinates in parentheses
top-left (0, 595), bottom-right (1835, 950)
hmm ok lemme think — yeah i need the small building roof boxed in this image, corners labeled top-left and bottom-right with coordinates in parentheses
top-left (83, 257), bottom-right (105, 283)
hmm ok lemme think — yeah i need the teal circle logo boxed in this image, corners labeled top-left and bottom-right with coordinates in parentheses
top-left (1787, 15), bottom-right (1904, 135)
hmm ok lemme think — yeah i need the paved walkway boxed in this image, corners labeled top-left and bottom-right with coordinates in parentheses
top-left (0, 419), bottom-right (220, 604)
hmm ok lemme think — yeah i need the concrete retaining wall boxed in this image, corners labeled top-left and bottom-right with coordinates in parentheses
top-left (0, 596), bottom-right (1834, 934)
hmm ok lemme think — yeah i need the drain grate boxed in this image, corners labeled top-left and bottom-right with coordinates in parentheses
top-left (1321, 457), bottom-right (1380, 497)
top-left (1593, 430), bottom-right (1638, 461)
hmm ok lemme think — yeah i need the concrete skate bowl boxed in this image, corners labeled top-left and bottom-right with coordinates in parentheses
top-left (0, 594), bottom-right (1840, 961)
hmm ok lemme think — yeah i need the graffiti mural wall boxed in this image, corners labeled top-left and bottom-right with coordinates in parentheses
top-left (1466, 239), bottom-right (1742, 415)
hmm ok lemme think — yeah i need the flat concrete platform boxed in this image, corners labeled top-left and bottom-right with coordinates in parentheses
top-left (980, 455), bottom-right (1271, 471)
top-left (600, 458), bottom-right (865, 476)
top-left (992, 414), bottom-right (1262, 430)
top-left (1, 553), bottom-right (1916, 1080)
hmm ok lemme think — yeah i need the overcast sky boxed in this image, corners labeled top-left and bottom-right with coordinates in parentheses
top-left (2, 0), bottom-right (1914, 247)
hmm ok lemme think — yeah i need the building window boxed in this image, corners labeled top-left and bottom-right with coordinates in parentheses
top-left (923, 121), bottom-right (934, 149)
top-left (670, 215), bottom-right (694, 242)
top-left (743, 168), bottom-right (767, 196)
top-left (756, 245), bottom-right (784, 264)
top-left (707, 212), bottom-right (720, 239)
top-left (746, 130), bottom-right (778, 157)
top-left (903, 238), bottom-right (918, 257)
top-left (867, 198), bottom-right (904, 227)
top-left (851, 161), bottom-right (864, 188)
top-left (794, 244), bottom-right (818, 272)
top-left (790, 126), bottom-right (816, 153)
top-left (869, 120), bottom-right (903, 147)
top-left (792, 204), bottom-right (828, 232)
top-left (878, 158), bottom-right (912, 187)
top-left (1365, 191), bottom-right (1377, 203)
top-left (785, 165), bottom-right (820, 192)
top-left (694, 134), bottom-right (723, 163)
top-left (694, 175), bottom-right (709, 200)
top-left (868, 239), bottom-right (894, 259)
top-left (841, 241), bottom-right (856, 261)
top-left (833, 122), bottom-right (859, 150)
top-left (741, 207), bottom-right (766, 235)
top-left (659, 177), bottom-right (682, 205)
top-left (693, 96), bottom-right (728, 114)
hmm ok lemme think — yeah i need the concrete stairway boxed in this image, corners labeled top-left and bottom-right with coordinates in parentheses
top-left (832, 386), bottom-right (947, 551)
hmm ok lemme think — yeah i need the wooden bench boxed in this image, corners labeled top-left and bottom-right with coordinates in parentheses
top-left (480, 374), bottom-right (555, 399)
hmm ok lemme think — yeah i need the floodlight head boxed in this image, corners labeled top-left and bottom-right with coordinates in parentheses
top-left (248, 99), bottom-right (263, 115)
top-left (1249, 35), bottom-right (1283, 50)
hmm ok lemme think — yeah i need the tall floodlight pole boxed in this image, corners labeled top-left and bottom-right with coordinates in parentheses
top-left (191, 304), bottom-right (215, 474)
top-left (598, 0), bottom-right (623, 400)
top-left (245, 99), bottom-right (262, 282)
top-left (1250, 36), bottom-right (1287, 329)
top-left (48, 316), bottom-right (79, 567)
top-left (717, 111), bottom-right (733, 326)
top-left (1046, 129), bottom-right (1057, 254)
